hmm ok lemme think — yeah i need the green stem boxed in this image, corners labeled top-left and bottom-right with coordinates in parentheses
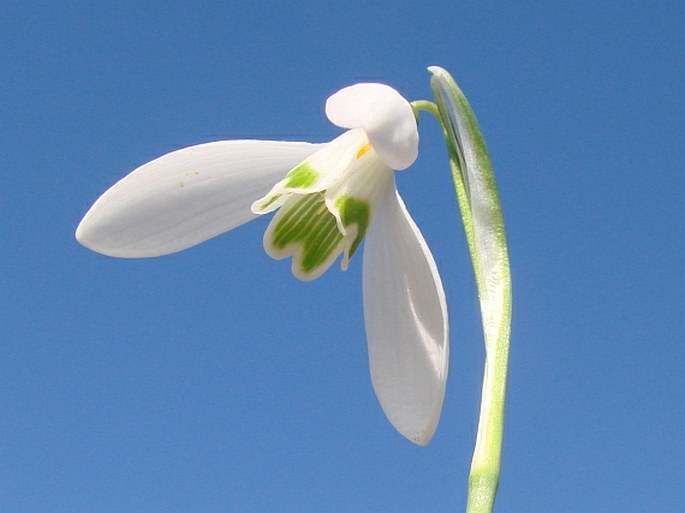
top-left (411, 99), bottom-right (441, 119)
top-left (446, 151), bottom-right (510, 513)
top-left (463, 278), bottom-right (510, 513)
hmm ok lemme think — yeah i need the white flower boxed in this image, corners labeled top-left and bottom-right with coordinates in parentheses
top-left (76, 83), bottom-right (449, 445)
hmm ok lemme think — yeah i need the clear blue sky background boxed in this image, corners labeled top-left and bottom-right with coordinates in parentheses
top-left (2, 2), bottom-right (683, 512)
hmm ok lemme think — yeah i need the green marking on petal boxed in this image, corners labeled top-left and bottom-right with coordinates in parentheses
top-left (284, 163), bottom-right (319, 189)
top-left (266, 193), bottom-right (345, 279)
top-left (252, 164), bottom-right (320, 215)
top-left (335, 194), bottom-right (370, 258)
top-left (273, 194), bottom-right (320, 247)
top-left (255, 194), bottom-right (281, 211)
top-left (300, 212), bottom-right (340, 272)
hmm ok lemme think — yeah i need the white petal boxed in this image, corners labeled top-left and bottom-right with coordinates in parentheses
top-left (325, 83), bottom-right (418, 170)
top-left (76, 140), bottom-right (321, 257)
top-left (251, 129), bottom-right (367, 215)
top-left (323, 147), bottom-right (394, 269)
top-left (363, 182), bottom-right (449, 445)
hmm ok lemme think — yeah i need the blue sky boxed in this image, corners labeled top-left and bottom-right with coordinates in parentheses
top-left (2, 2), bottom-right (684, 512)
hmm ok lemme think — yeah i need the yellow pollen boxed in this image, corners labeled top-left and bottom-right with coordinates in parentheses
top-left (356, 143), bottom-right (372, 159)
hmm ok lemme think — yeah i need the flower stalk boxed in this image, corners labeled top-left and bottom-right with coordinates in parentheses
top-left (423, 67), bottom-right (512, 513)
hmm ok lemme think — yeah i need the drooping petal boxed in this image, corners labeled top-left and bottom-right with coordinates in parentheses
top-left (325, 83), bottom-right (418, 170)
top-left (362, 181), bottom-right (449, 445)
top-left (76, 140), bottom-right (320, 257)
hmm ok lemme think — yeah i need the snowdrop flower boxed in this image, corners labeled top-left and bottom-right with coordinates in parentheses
top-left (76, 83), bottom-right (448, 444)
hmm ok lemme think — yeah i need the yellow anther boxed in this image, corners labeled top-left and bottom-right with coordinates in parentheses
top-left (356, 143), bottom-right (372, 159)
